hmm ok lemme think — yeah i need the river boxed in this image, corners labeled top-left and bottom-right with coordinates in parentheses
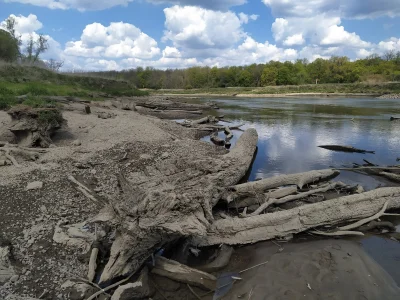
top-left (197, 96), bottom-right (400, 285)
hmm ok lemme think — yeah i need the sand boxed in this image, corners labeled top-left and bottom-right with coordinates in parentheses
top-left (218, 239), bottom-right (400, 300)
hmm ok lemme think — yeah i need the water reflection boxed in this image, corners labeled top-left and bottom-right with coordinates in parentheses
top-left (201, 96), bottom-right (400, 190)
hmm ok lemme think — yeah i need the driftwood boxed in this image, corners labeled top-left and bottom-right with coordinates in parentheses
top-left (194, 187), bottom-right (400, 246)
top-left (230, 169), bottom-right (339, 193)
top-left (243, 182), bottom-right (343, 218)
top-left (224, 127), bottom-right (233, 140)
top-left (310, 230), bottom-right (364, 237)
top-left (196, 245), bottom-right (234, 273)
top-left (87, 243), bottom-right (99, 282)
top-left (151, 256), bottom-right (216, 290)
top-left (359, 221), bottom-right (396, 232)
top-left (210, 132), bottom-right (225, 146)
top-left (318, 145), bottom-right (375, 154)
top-left (227, 186), bottom-right (298, 208)
top-left (97, 129), bottom-right (258, 284)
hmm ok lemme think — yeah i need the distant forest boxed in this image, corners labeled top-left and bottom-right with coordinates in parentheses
top-left (78, 52), bottom-right (400, 89)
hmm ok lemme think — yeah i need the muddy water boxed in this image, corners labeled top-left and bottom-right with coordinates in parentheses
top-left (197, 96), bottom-right (400, 285)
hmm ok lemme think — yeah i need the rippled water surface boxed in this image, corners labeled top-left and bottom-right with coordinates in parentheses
top-left (195, 96), bottom-right (400, 284)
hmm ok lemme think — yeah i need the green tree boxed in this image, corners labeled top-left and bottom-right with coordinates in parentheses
top-left (261, 66), bottom-right (278, 86)
top-left (0, 29), bottom-right (20, 62)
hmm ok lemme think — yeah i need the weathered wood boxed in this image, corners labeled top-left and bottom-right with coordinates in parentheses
top-left (379, 172), bottom-right (400, 182)
top-left (192, 116), bottom-right (210, 125)
top-left (319, 145), bottom-right (375, 154)
top-left (224, 126), bottom-right (233, 140)
top-left (244, 182), bottom-right (343, 218)
top-left (87, 247), bottom-right (99, 282)
top-left (194, 187), bottom-right (400, 247)
top-left (151, 256), bottom-right (216, 291)
top-left (210, 132), bottom-right (225, 146)
top-left (230, 169), bottom-right (340, 193)
top-left (196, 245), bottom-right (234, 273)
top-left (98, 129), bottom-right (258, 284)
top-left (227, 186), bottom-right (298, 208)
top-left (310, 230), bottom-right (364, 237)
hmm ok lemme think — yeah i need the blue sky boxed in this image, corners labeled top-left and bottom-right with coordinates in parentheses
top-left (1, 0), bottom-right (399, 71)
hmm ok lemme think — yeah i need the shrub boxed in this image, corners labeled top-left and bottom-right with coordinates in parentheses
top-left (20, 84), bottom-right (50, 96)
top-left (0, 85), bottom-right (15, 96)
top-left (37, 109), bottom-right (64, 127)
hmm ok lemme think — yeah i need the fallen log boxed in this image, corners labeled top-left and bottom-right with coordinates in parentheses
top-left (193, 187), bottom-right (400, 247)
top-left (379, 172), bottom-right (400, 183)
top-left (243, 182), bottom-right (343, 218)
top-left (151, 256), bottom-right (216, 291)
top-left (319, 145), bottom-right (375, 154)
top-left (359, 221), bottom-right (396, 232)
top-left (192, 116), bottom-right (211, 125)
top-left (230, 169), bottom-right (340, 193)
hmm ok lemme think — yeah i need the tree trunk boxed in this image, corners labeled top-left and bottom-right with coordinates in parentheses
top-left (194, 187), bottom-right (400, 246)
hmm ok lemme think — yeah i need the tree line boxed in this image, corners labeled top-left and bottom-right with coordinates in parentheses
top-left (83, 53), bottom-right (400, 89)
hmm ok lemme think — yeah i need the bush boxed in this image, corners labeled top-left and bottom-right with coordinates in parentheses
top-left (22, 96), bottom-right (56, 108)
top-left (0, 85), bottom-right (15, 96)
top-left (37, 109), bottom-right (64, 127)
top-left (0, 95), bottom-right (17, 110)
top-left (20, 84), bottom-right (50, 96)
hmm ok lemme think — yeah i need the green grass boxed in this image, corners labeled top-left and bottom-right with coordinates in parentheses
top-left (0, 62), bottom-right (149, 109)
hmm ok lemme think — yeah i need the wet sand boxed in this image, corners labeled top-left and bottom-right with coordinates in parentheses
top-left (218, 239), bottom-right (400, 300)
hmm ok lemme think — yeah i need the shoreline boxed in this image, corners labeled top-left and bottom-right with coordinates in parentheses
top-left (156, 92), bottom-right (383, 98)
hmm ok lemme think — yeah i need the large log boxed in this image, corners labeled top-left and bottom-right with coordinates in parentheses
top-left (193, 187), bottom-right (400, 246)
top-left (151, 256), bottom-right (216, 290)
top-left (230, 169), bottom-right (339, 193)
top-left (98, 129), bottom-right (258, 284)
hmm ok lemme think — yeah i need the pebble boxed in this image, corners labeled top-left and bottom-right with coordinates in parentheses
top-left (72, 140), bottom-right (82, 146)
top-left (26, 181), bottom-right (43, 191)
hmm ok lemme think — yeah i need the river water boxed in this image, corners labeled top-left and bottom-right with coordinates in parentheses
top-left (197, 96), bottom-right (400, 285)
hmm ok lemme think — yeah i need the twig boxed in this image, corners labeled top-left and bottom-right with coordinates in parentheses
top-left (383, 213), bottom-right (400, 216)
top-left (187, 284), bottom-right (202, 300)
top-left (248, 287), bottom-right (254, 300)
top-left (68, 175), bottom-right (104, 206)
top-left (86, 271), bottom-right (135, 300)
top-left (66, 272), bottom-right (110, 297)
top-left (239, 261), bottom-right (269, 274)
top-left (339, 201), bottom-right (389, 231)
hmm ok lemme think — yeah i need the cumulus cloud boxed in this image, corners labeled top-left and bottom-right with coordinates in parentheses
top-left (283, 34), bottom-right (305, 46)
top-left (3, 0), bottom-right (133, 11)
top-left (272, 14), bottom-right (369, 48)
top-left (1, 14), bottom-right (43, 33)
top-left (65, 22), bottom-right (160, 59)
top-left (163, 5), bottom-right (245, 50)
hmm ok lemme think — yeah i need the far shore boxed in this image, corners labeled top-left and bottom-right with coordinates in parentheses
top-left (155, 92), bottom-right (383, 98)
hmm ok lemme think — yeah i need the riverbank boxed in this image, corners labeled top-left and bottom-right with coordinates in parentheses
top-left (158, 92), bottom-right (382, 98)
top-left (150, 82), bottom-right (400, 98)
top-left (1, 97), bottom-right (400, 300)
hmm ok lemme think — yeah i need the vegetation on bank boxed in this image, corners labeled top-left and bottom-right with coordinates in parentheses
top-left (80, 54), bottom-right (400, 90)
top-left (0, 63), bottom-right (148, 110)
top-left (149, 82), bottom-right (400, 96)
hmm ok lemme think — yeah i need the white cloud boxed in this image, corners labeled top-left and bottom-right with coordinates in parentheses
top-left (1, 14), bottom-right (43, 33)
top-left (162, 46), bottom-right (181, 58)
top-left (378, 38), bottom-right (400, 52)
top-left (238, 13), bottom-right (259, 24)
top-left (283, 34), bottom-right (305, 46)
top-left (163, 5), bottom-right (245, 50)
top-left (3, 0), bottom-right (133, 11)
top-left (272, 14), bottom-right (370, 49)
top-left (65, 22), bottom-right (160, 59)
